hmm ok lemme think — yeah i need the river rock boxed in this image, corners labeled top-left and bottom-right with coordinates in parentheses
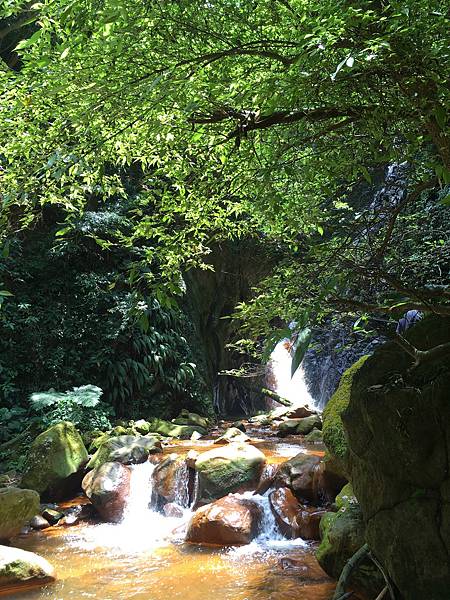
top-left (275, 453), bottom-right (322, 503)
top-left (21, 421), bottom-right (88, 500)
top-left (285, 406), bottom-right (316, 419)
top-left (296, 415), bottom-right (322, 434)
top-left (148, 418), bottom-right (207, 439)
top-left (231, 420), bottom-right (247, 432)
top-left (305, 428), bottom-right (323, 443)
top-left (195, 443), bottom-right (266, 503)
top-left (0, 487), bottom-right (40, 542)
top-left (163, 502), bottom-right (184, 518)
top-left (172, 410), bottom-right (211, 430)
top-left (87, 435), bottom-right (162, 469)
top-left (269, 487), bottom-right (300, 539)
top-left (296, 507), bottom-right (326, 540)
top-left (0, 545), bottom-right (55, 591)
top-left (133, 419), bottom-right (151, 434)
top-left (152, 454), bottom-right (191, 507)
top-left (30, 515), bottom-right (50, 530)
top-left (214, 427), bottom-right (249, 444)
top-left (186, 495), bottom-right (263, 545)
top-left (82, 462), bottom-right (131, 523)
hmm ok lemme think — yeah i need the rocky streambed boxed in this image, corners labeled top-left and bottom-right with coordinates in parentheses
top-left (0, 410), bottom-right (367, 600)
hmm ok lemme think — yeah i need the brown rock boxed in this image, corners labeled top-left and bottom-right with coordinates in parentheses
top-left (82, 462), bottom-right (131, 523)
top-left (285, 406), bottom-right (316, 419)
top-left (276, 453), bottom-right (322, 503)
top-left (186, 494), bottom-right (263, 545)
top-left (163, 502), bottom-right (184, 518)
top-left (152, 454), bottom-right (191, 507)
top-left (269, 487), bottom-right (300, 539)
top-left (296, 507), bottom-right (327, 540)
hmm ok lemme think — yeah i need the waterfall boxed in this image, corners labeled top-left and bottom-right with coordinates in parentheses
top-left (269, 339), bottom-right (316, 409)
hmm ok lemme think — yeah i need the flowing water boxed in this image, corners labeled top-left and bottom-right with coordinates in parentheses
top-left (6, 353), bottom-right (337, 599)
top-left (7, 437), bottom-right (336, 600)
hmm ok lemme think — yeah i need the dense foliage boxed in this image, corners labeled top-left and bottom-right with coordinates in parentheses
top-left (0, 0), bottom-right (449, 354)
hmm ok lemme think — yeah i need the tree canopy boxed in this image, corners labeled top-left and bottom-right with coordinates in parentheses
top-left (1, 0), bottom-right (449, 350)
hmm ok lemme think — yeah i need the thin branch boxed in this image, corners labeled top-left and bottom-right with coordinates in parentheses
top-left (332, 544), bottom-right (370, 600)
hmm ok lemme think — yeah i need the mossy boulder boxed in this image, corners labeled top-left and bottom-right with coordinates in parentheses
top-left (343, 316), bottom-right (450, 600)
top-left (195, 443), bottom-right (266, 503)
top-left (21, 422), bottom-right (88, 500)
top-left (322, 355), bottom-right (369, 477)
top-left (148, 418), bottom-right (207, 439)
top-left (172, 410), bottom-right (211, 430)
top-left (0, 545), bottom-right (55, 591)
top-left (87, 435), bottom-right (162, 469)
top-left (305, 428), bottom-right (323, 443)
top-left (0, 488), bottom-right (40, 542)
top-left (316, 502), bottom-right (382, 596)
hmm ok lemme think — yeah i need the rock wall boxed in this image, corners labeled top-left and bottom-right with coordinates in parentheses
top-left (342, 316), bottom-right (450, 599)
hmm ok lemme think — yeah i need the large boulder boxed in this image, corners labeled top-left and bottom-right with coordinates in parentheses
top-left (194, 443), bottom-right (266, 503)
top-left (21, 422), bottom-right (88, 500)
top-left (275, 453), bottom-right (322, 503)
top-left (87, 435), bottom-right (162, 469)
top-left (343, 316), bottom-right (450, 600)
top-left (322, 355), bottom-right (369, 478)
top-left (0, 545), bottom-right (55, 591)
top-left (0, 488), bottom-right (40, 542)
top-left (82, 462), bottom-right (131, 523)
top-left (277, 415), bottom-right (322, 437)
top-left (186, 495), bottom-right (263, 545)
top-left (316, 499), bottom-right (382, 596)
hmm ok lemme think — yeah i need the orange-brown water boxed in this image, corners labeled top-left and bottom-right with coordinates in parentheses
top-left (7, 435), bottom-right (336, 600)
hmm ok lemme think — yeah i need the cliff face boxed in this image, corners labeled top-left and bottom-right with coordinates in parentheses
top-left (342, 317), bottom-right (450, 599)
top-left (184, 240), bottom-right (274, 417)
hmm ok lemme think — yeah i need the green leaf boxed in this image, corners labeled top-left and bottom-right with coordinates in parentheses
top-left (291, 327), bottom-right (312, 377)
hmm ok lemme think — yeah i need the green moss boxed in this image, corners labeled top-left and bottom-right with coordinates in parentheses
top-left (323, 355), bottom-right (369, 463)
top-left (21, 422), bottom-right (88, 494)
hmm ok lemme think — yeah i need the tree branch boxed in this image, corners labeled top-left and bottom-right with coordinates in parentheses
top-left (332, 544), bottom-right (370, 600)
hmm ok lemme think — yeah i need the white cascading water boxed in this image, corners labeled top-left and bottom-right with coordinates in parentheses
top-left (269, 339), bottom-right (316, 410)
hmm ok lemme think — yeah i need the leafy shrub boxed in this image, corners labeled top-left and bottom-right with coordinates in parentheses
top-left (30, 385), bottom-right (113, 431)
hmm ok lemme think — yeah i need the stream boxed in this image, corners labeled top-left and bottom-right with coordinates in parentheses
top-left (5, 341), bottom-right (336, 600)
top-left (7, 436), bottom-right (335, 600)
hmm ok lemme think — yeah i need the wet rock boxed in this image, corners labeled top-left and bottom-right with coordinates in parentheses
top-left (296, 507), bottom-right (326, 540)
top-left (133, 419), bottom-right (151, 434)
top-left (0, 487), bottom-right (40, 542)
top-left (61, 503), bottom-right (94, 525)
top-left (186, 494), bottom-right (263, 545)
top-left (190, 430), bottom-right (202, 441)
top-left (313, 460), bottom-right (347, 504)
top-left (275, 453), bottom-right (322, 503)
top-left (285, 406), bottom-right (316, 419)
top-left (21, 422), bottom-right (88, 500)
top-left (82, 461), bottom-right (131, 523)
top-left (269, 487), bottom-right (300, 539)
top-left (254, 464), bottom-right (278, 496)
top-left (163, 502), bottom-right (184, 518)
top-left (296, 415), bottom-right (322, 435)
top-left (305, 428), bottom-right (323, 443)
top-left (148, 418), bottom-right (207, 439)
top-left (195, 443), bottom-right (266, 503)
top-left (214, 427), bottom-right (249, 444)
top-left (41, 508), bottom-right (63, 525)
top-left (172, 410), bottom-right (211, 430)
top-left (231, 420), bottom-right (247, 432)
top-left (186, 450), bottom-right (199, 469)
top-left (30, 515), bottom-right (50, 530)
top-left (0, 545), bottom-right (55, 590)
top-left (152, 454), bottom-right (190, 507)
top-left (87, 435), bottom-right (162, 469)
